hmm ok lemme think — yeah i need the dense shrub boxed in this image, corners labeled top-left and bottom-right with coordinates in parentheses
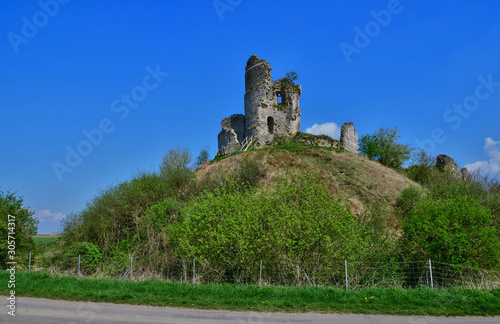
top-left (52, 242), bottom-right (103, 274)
top-left (405, 150), bottom-right (499, 231)
top-left (170, 174), bottom-right (366, 269)
top-left (61, 170), bottom-right (173, 249)
top-left (133, 197), bottom-right (183, 274)
top-left (0, 191), bottom-right (38, 267)
top-left (160, 147), bottom-right (195, 191)
top-left (52, 144), bottom-right (499, 280)
top-left (397, 188), bottom-right (500, 269)
top-left (405, 150), bottom-right (435, 185)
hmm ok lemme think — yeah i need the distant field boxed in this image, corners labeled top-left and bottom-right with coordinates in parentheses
top-left (33, 235), bottom-right (59, 244)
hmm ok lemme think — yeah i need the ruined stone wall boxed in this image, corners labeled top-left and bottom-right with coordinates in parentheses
top-left (217, 129), bottom-right (240, 156)
top-left (340, 122), bottom-right (358, 154)
top-left (271, 78), bottom-right (301, 136)
top-left (217, 114), bottom-right (245, 155)
top-left (217, 55), bottom-right (302, 155)
top-left (436, 154), bottom-right (460, 175)
top-left (221, 114), bottom-right (245, 143)
top-left (435, 154), bottom-right (473, 180)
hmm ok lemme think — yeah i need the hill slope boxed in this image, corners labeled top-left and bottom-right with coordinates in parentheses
top-left (56, 144), bottom-right (422, 280)
top-left (198, 147), bottom-right (417, 221)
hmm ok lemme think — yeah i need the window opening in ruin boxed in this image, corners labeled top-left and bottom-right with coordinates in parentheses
top-left (277, 93), bottom-right (283, 104)
top-left (267, 117), bottom-right (274, 134)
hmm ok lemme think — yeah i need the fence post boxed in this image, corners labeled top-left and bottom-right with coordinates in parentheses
top-left (28, 251), bottom-right (31, 273)
top-left (78, 255), bottom-right (81, 279)
top-left (345, 260), bottom-right (348, 291)
top-left (130, 256), bottom-right (133, 281)
top-left (192, 258), bottom-right (196, 286)
top-left (429, 259), bottom-right (434, 289)
top-left (259, 260), bottom-right (262, 288)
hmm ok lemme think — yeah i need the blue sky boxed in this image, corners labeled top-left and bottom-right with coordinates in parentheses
top-left (1, 0), bottom-right (499, 233)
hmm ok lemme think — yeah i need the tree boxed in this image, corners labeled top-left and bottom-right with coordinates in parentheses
top-left (358, 134), bottom-right (381, 160)
top-left (285, 71), bottom-right (299, 81)
top-left (195, 147), bottom-right (210, 168)
top-left (0, 191), bottom-right (38, 267)
top-left (160, 147), bottom-right (194, 188)
top-left (359, 127), bottom-right (412, 169)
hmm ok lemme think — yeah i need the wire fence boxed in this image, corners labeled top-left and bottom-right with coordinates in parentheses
top-left (24, 253), bottom-right (500, 290)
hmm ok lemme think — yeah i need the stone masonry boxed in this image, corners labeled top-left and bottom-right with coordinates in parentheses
top-left (217, 55), bottom-right (359, 155)
top-left (218, 55), bottom-right (301, 155)
top-left (340, 122), bottom-right (359, 154)
top-left (217, 114), bottom-right (245, 156)
top-left (436, 154), bottom-right (471, 180)
top-left (436, 154), bottom-right (461, 176)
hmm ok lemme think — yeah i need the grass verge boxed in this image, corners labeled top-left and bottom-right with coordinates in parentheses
top-left (2, 271), bottom-right (499, 316)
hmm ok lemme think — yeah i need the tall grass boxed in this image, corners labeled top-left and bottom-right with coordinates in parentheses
top-left (4, 270), bottom-right (499, 316)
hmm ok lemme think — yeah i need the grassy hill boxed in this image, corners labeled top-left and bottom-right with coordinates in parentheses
top-left (199, 146), bottom-right (417, 224)
top-left (42, 138), bottom-right (498, 282)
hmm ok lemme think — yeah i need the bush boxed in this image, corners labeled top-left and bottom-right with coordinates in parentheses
top-left (61, 170), bottom-right (172, 248)
top-left (406, 150), bottom-right (435, 185)
top-left (61, 242), bottom-right (102, 274)
top-left (235, 158), bottom-right (267, 188)
top-left (0, 191), bottom-right (38, 268)
top-left (398, 189), bottom-right (500, 269)
top-left (160, 147), bottom-right (194, 189)
top-left (133, 198), bottom-right (183, 274)
top-left (169, 174), bottom-right (365, 283)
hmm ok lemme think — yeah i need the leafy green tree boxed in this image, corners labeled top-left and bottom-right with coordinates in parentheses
top-left (0, 191), bottom-right (38, 267)
top-left (285, 71), bottom-right (299, 81)
top-left (359, 127), bottom-right (412, 169)
top-left (358, 134), bottom-right (381, 160)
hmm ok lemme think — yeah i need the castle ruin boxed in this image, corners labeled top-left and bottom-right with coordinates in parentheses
top-left (217, 55), bottom-right (358, 155)
top-left (340, 122), bottom-right (359, 154)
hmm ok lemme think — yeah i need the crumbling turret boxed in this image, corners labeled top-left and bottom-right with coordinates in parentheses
top-left (218, 55), bottom-right (302, 155)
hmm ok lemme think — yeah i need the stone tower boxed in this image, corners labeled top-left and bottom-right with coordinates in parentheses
top-left (244, 55), bottom-right (301, 144)
top-left (218, 55), bottom-right (302, 155)
top-left (244, 56), bottom-right (273, 141)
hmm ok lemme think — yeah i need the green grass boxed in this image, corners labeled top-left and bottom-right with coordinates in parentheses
top-left (2, 271), bottom-right (499, 316)
top-left (211, 133), bottom-right (344, 163)
top-left (33, 236), bottom-right (59, 244)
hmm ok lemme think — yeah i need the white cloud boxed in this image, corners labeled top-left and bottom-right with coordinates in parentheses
top-left (465, 137), bottom-right (500, 176)
top-left (34, 210), bottom-right (67, 223)
top-left (305, 122), bottom-right (341, 139)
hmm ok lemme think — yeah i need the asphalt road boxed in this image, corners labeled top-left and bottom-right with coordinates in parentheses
top-left (1, 297), bottom-right (499, 324)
